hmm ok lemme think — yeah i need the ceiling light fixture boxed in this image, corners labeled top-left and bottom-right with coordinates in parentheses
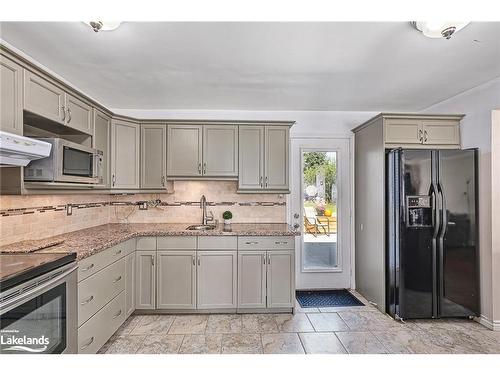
top-left (83, 21), bottom-right (122, 33)
top-left (411, 21), bottom-right (470, 39)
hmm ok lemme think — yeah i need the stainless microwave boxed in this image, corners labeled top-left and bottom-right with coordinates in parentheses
top-left (24, 138), bottom-right (103, 184)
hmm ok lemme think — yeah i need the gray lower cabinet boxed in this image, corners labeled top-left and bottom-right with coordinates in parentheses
top-left (93, 109), bottom-right (110, 187)
top-left (141, 123), bottom-right (167, 188)
top-left (197, 251), bottom-right (238, 309)
top-left (157, 251), bottom-right (196, 309)
top-left (266, 250), bottom-right (294, 308)
top-left (0, 55), bottom-right (23, 135)
top-left (167, 124), bottom-right (203, 177)
top-left (124, 252), bottom-right (136, 317)
top-left (111, 119), bottom-right (140, 189)
top-left (135, 251), bottom-right (156, 309)
top-left (238, 251), bottom-right (267, 308)
top-left (202, 125), bottom-right (238, 177)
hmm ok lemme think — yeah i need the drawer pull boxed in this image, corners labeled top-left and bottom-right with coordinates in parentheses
top-left (275, 241), bottom-right (288, 245)
top-left (80, 295), bottom-right (94, 305)
top-left (80, 336), bottom-right (94, 350)
top-left (112, 276), bottom-right (122, 283)
top-left (113, 309), bottom-right (123, 319)
top-left (245, 241), bottom-right (259, 245)
top-left (263, 255), bottom-right (266, 265)
top-left (81, 263), bottom-right (94, 272)
top-left (115, 249), bottom-right (122, 255)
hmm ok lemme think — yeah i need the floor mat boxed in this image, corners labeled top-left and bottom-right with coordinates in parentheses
top-left (296, 289), bottom-right (364, 308)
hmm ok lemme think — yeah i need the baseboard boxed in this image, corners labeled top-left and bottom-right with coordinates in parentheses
top-left (475, 315), bottom-right (500, 331)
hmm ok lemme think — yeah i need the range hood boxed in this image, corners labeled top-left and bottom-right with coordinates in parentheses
top-left (0, 131), bottom-right (52, 167)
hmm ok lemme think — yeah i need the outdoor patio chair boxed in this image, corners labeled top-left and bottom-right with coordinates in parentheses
top-left (304, 206), bottom-right (330, 237)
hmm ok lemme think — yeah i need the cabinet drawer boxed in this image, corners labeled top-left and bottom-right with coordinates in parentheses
top-left (157, 236), bottom-right (196, 250)
top-left (78, 258), bottom-right (125, 326)
top-left (136, 236), bottom-right (157, 250)
top-left (238, 236), bottom-right (294, 250)
top-left (78, 291), bottom-right (126, 354)
top-left (78, 240), bottom-right (132, 282)
top-left (198, 236), bottom-right (237, 250)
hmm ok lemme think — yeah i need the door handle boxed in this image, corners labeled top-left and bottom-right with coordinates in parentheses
top-left (192, 255), bottom-right (195, 266)
top-left (80, 295), bottom-right (94, 305)
top-left (293, 223), bottom-right (300, 229)
top-left (293, 213), bottom-right (299, 219)
top-left (61, 106), bottom-right (66, 122)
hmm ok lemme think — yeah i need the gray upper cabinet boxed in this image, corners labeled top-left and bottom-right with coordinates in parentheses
top-left (422, 120), bottom-right (460, 145)
top-left (24, 69), bottom-right (94, 135)
top-left (239, 125), bottom-right (290, 192)
top-left (0, 55), bottom-right (23, 135)
top-left (93, 109), bottom-right (110, 187)
top-left (135, 251), bottom-right (156, 310)
top-left (265, 126), bottom-right (289, 190)
top-left (141, 123), bottom-right (167, 188)
top-left (167, 124), bottom-right (203, 177)
top-left (65, 93), bottom-right (93, 135)
top-left (24, 69), bottom-right (65, 125)
top-left (157, 251), bottom-right (196, 310)
top-left (238, 126), bottom-right (265, 190)
top-left (202, 125), bottom-right (238, 177)
top-left (197, 251), bottom-right (238, 309)
top-left (111, 119), bottom-right (140, 189)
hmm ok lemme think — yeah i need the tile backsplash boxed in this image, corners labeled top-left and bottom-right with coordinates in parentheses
top-left (0, 181), bottom-right (287, 245)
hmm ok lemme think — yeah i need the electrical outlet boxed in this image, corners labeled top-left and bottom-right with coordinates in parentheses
top-left (138, 202), bottom-right (148, 210)
top-left (66, 204), bottom-right (72, 216)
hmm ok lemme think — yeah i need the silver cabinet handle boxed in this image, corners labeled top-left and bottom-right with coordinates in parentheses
top-left (198, 163), bottom-right (202, 174)
top-left (424, 130), bottom-right (428, 142)
top-left (263, 255), bottom-right (266, 265)
top-left (151, 255), bottom-right (155, 266)
top-left (112, 174), bottom-right (116, 186)
top-left (81, 295), bottom-right (94, 305)
top-left (265, 176), bottom-right (268, 188)
top-left (203, 162), bottom-right (206, 174)
top-left (197, 257), bottom-right (200, 266)
top-left (268, 255), bottom-right (271, 264)
top-left (113, 310), bottom-right (123, 319)
top-left (161, 176), bottom-right (165, 186)
top-left (418, 129), bottom-right (423, 142)
top-left (61, 106), bottom-right (66, 122)
top-left (67, 107), bottom-right (72, 123)
top-left (80, 336), bottom-right (94, 350)
top-left (115, 249), bottom-right (122, 255)
top-left (245, 241), bottom-right (259, 245)
top-left (192, 255), bottom-right (195, 266)
top-left (112, 276), bottom-right (122, 283)
top-left (275, 241), bottom-right (288, 245)
top-left (81, 263), bottom-right (94, 272)
top-left (260, 176), bottom-right (263, 187)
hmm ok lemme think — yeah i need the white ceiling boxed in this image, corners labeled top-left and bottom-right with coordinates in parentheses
top-left (1, 22), bottom-right (499, 111)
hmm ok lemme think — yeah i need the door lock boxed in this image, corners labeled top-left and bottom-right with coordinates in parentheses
top-left (293, 213), bottom-right (299, 219)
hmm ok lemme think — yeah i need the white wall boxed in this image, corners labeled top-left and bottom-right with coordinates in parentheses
top-left (421, 77), bottom-right (500, 327)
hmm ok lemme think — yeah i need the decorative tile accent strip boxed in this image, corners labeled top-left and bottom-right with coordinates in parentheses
top-left (0, 200), bottom-right (286, 217)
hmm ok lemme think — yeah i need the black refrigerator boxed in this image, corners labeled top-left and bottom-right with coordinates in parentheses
top-left (386, 149), bottom-right (479, 320)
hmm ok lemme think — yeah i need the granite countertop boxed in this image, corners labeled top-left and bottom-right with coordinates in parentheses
top-left (0, 223), bottom-right (299, 261)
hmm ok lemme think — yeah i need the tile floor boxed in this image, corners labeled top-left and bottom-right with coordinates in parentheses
top-left (99, 292), bottom-right (500, 354)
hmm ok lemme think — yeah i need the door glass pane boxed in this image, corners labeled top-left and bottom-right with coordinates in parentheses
top-left (302, 151), bottom-right (338, 270)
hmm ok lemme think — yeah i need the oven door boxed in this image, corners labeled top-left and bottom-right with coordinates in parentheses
top-left (0, 264), bottom-right (77, 354)
top-left (54, 140), bottom-right (102, 184)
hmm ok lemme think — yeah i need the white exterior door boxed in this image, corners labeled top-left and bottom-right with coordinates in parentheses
top-left (289, 138), bottom-right (352, 290)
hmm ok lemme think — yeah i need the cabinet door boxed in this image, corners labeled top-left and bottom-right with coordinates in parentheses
top-left (65, 93), bottom-right (93, 135)
top-left (135, 251), bottom-right (156, 309)
top-left (422, 120), bottom-right (460, 146)
top-left (197, 251), bottom-right (237, 309)
top-left (238, 251), bottom-right (267, 308)
top-left (167, 124), bottom-right (203, 176)
top-left (384, 119), bottom-right (423, 145)
top-left (157, 251), bottom-right (196, 309)
top-left (111, 120), bottom-right (140, 189)
top-left (238, 125), bottom-right (264, 190)
top-left (125, 252), bottom-right (136, 317)
top-left (203, 125), bottom-right (238, 176)
top-left (266, 250), bottom-right (294, 308)
top-left (23, 69), bottom-right (65, 124)
top-left (264, 126), bottom-right (289, 190)
top-left (141, 123), bottom-right (167, 188)
top-left (93, 109), bottom-right (110, 187)
top-left (0, 56), bottom-right (23, 135)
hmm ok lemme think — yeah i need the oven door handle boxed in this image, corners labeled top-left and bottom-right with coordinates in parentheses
top-left (0, 264), bottom-right (78, 313)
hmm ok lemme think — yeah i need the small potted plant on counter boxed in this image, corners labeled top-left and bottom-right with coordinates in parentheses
top-left (222, 211), bottom-right (233, 226)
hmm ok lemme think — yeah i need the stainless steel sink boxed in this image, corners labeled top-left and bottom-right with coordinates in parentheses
top-left (186, 224), bottom-right (217, 231)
